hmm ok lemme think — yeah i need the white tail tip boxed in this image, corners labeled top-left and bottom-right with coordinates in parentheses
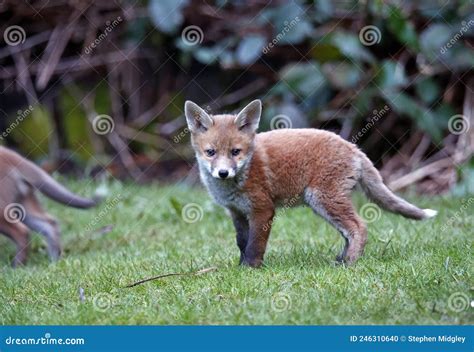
top-left (423, 209), bottom-right (438, 218)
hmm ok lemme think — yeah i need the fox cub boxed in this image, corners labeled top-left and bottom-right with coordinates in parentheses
top-left (184, 100), bottom-right (437, 267)
top-left (0, 147), bottom-right (99, 266)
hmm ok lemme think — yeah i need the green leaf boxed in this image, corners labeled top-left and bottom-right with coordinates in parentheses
top-left (260, 1), bottom-right (311, 45)
top-left (322, 62), bottom-right (362, 89)
top-left (415, 77), bottom-right (440, 105)
top-left (278, 62), bottom-right (327, 98)
top-left (442, 45), bottom-right (474, 71)
top-left (383, 91), bottom-right (442, 141)
top-left (60, 89), bottom-right (94, 160)
top-left (331, 31), bottom-right (375, 63)
top-left (420, 24), bottom-right (452, 60)
top-left (235, 35), bottom-right (266, 65)
top-left (193, 46), bottom-right (221, 64)
top-left (10, 105), bottom-right (52, 158)
top-left (313, 0), bottom-right (334, 23)
top-left (149, 0), bottom-right (189, 33)
top-left (375, 60), bottom-right (407, 90)
top-left (169, 197), bottom-right (183, 216)
top-left (352, 87), bottom-right (379, 115)
top-left (387, 5), bottom-right (419, 51)
top-left (310, 43), bottom-right (343, 62)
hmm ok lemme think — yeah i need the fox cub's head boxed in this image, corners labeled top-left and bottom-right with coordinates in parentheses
top-left (184, 100), bottom-right (261, 180)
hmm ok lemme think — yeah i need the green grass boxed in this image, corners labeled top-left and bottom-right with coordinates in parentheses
top-left (0, 181), bottom-right (472, 325)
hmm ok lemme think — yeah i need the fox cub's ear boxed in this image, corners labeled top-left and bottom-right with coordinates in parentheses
top-left (234, 99), bottom-right (261, 133)
top-left (184, 101), bottom-right (214, 133)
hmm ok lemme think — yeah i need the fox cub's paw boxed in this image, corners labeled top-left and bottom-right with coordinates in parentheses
top-left (240, 257), bottom-right (264, 268)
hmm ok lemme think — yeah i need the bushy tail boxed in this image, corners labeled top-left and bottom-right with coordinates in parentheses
top-left (18, 159), bottom-right (99, 209)
top-left (358, 154), bottom-right (437, 220)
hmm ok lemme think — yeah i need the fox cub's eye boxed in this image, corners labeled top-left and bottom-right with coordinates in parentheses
top-left (205, 149), bottom-right (216, 157)
top-left (231, 148), bottom-right (241, 156)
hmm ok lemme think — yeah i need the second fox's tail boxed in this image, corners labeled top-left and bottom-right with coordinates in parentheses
top-left (358, 154), bottom-right (437, 220)
top-left (18, 158), bottom-right (99, 209)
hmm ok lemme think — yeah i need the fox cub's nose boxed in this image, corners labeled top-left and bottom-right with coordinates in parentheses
top-left (218, 169), bottom-right (229, 179)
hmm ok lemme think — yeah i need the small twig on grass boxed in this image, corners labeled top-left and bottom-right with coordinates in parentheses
top-left (93, 225), bottom-right (115, 236)
top-left (125, 267), bottom-right (217, 288)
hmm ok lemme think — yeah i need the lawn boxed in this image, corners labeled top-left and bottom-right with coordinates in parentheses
top-left (0, 180), bottom-right (472, 325)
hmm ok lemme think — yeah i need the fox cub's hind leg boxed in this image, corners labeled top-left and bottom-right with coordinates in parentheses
top-left (305, 189), bottom-right (367, 264)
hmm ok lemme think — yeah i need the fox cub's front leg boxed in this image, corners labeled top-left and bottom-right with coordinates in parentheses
top-left (242, 209), bottom-right (275, 268)
top-left (230, 211), bottom-right (249, 264)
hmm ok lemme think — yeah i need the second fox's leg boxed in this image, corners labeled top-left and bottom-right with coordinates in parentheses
top-left (304, 189), bottom-right (367, 264)
top-left (23, 194), bottom-right (62, 261)
top-left (23, 212), bottom-right (61, 261)
top-left (230, 211), bottom-right (249, 264)
top-left (0, 222), bottom-right (30, 267)
top-left (242, 209), bottom-right (275, 268)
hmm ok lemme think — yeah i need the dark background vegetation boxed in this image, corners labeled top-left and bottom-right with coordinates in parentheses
top-left (0, 0), bottom-right (473, 194)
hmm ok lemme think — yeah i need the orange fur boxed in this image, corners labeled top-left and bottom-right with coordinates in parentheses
top-left (185, 100), bottom-right (437, 267)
